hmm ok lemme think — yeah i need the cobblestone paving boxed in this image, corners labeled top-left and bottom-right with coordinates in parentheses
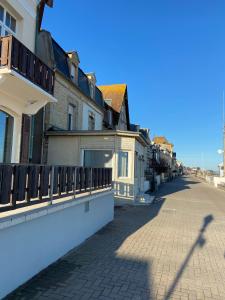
top-left (6, 176), bottom-right (225, 300)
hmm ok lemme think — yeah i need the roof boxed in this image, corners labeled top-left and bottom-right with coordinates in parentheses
top-left (153, 136), bottom-right (173, 147)
top-left (52, 39), bottom-right (70, 78)
top-left (50, 36), bottom-right (104, 109)
top-left (98, 84), bottom-right (127, 113)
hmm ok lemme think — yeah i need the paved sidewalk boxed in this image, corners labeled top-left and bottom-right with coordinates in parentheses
top-left (6, 176), bottom-right (225, 300)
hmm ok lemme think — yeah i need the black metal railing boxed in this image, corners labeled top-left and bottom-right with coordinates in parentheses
top-left (0, 35), bottom-right (54, 95)
top-left (0, 164), bottom-right (112, 212)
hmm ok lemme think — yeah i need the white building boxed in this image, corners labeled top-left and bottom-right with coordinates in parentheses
top-left (0, 0), bottom-right (56, 163)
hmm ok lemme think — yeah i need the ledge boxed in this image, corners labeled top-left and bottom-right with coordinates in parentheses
top-left (0, 188), bottom-right (113, 230)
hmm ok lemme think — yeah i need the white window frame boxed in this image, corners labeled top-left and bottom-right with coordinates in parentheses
top-left (0, 4), bottom-right (17, 36)
top-left (118, 151), bottom-right (129, 178)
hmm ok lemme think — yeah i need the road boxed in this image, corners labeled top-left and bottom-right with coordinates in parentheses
top-left (7, 176), bottom-right (225, 300)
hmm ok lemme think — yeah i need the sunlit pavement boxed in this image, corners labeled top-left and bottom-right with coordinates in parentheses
top-left (6, 176), bottom-right (225, 300)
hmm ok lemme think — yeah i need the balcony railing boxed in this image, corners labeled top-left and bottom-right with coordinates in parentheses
top-left (0, 164), bottom-right (112, 212)
top-left (0, 35), bottom-right (54, 95)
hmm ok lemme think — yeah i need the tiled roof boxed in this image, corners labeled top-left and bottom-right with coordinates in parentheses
top-left (154, 136), bottom-right (168, 144)
top-left (98, 84), bottom-right (127, 113)
top-left (154, 136), bottom-right (173, 147)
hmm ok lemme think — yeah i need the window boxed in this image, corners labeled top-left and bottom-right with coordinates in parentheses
top-left (88, 112), bottom-right (95, 130)
top-left (84, 150), bottom-right (112, 168)
top-left (68, 104), bottom-right (75, 130)
top-left (90, 83), bottom-right (95, 99)
top-left (70, 64), bottom-right (76, 81)
top-left (108, 110), bottom-right (112, 125)
top-left (0, 5), bottom-right (16, 36)
top-left (118, 152), bottom-right (128, 177)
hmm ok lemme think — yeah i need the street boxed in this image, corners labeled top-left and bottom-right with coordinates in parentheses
top-left (7, 176), bottom-right (225, 300)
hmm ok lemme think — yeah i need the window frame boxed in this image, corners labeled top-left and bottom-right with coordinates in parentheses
top-left (88, 112), bottom-right (95, 130)
top-left (0, 4), bottom-right (17, 36)
top-left (68, 104), bottom-right (75, 131)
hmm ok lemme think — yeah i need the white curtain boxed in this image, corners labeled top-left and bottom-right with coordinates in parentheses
top-left (118, 152), bottom-right (128, 177)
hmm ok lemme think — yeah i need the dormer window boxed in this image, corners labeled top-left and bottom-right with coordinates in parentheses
top-left (70, 64), bottom-right (77, 83)
top-left (90, 83), bottom-right (95, 99)
top-left (88, 112), bottom-right (95, 130)
top-left (67, 51), bottom-right (80, 84)
top-left (108, 110), bottom-right (112, 125)
top-left (0, 5), bottom-right (16, 36)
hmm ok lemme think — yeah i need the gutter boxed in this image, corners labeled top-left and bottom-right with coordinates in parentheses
top-left (45, 130), bottom-right (149, 146)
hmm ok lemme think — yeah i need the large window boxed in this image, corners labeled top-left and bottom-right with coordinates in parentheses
top-left (84, 150), bottom-right (112, 168)
top-left (0, 5), bottom-right (16, 36)
top-left (0, 111), bottom-right (13, 163)
top-left (118, 151), bottom-right (128, 177)
top-left (88, 112), bottom-right (95, 130)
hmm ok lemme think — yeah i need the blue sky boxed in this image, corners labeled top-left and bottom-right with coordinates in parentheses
top-left (43, 0), bottom-right (225, 170)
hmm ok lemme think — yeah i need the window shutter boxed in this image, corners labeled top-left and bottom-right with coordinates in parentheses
top-left (20, 114), bottom-right (30, 163)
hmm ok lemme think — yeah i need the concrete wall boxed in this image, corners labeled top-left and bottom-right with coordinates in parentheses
top-left (212, 176), bottom-right (225, 188)
top-left (0, 191), bottom-right (114, 299)
top-left (47, 136), bottom-right (81, 165)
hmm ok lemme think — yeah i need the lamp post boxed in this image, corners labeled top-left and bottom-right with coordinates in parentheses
top-left (151, 146), bottom-right (156, 192)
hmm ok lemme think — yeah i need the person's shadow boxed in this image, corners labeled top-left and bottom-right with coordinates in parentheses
top-left (164, 214), bottom-right (214, 300)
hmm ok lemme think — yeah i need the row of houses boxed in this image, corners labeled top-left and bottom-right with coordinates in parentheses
top-left (0, 0), bottom-right (182, 206)
top-left (0, 1), bottom-right (183, 297)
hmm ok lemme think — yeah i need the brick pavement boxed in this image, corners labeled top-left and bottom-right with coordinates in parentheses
top-left (6, 176), bottom-right (225, 300)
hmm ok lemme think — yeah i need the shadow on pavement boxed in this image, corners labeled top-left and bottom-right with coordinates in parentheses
top-left (155, 176), bottom-right (200, 198)
top-left (5, 200), bottom-right (166, 300)
top-left (164, 214), bottom-right (214, 300)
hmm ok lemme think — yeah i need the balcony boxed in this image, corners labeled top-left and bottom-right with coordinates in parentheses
top-left (0, 35), bottom-right (56, 116)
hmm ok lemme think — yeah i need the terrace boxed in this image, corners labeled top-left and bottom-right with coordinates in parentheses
top-left (0, 163), bottom-right (114, 298)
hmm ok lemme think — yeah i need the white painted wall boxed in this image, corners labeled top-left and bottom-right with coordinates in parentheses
top-left (82, 102), bottom-right (103, 130)
top-left (2, 0), bottom-right (39, 51)
top-left (0, 191), bottom-right (114, 299)
top-left (212, 176), bottom-right (225, 188)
